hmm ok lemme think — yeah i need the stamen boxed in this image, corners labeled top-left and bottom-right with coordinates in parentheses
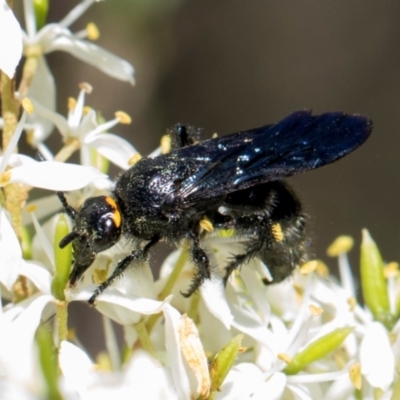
top-left (79, 82), bottom-right (93, 94)
top-left (115, 111), bottom-right (131, 124)
top-left (68, 97), bottom-right (77, 111)
top-left (309, 304), bottom-right (323, 316)
top-left (128, 153), bottom-right (142, 166)
top-left (349, 362), bottom-right (362, 390)
top-left (161, 134), bottom-right (171, 154)
top-left (327, 235), bottom-right (354, 256)
top-left (199, 217), bottom-right (213, 232)
top-left (21, 98), bottom-right (34, 114)
top-left (300, 260), bottom-right (318, 275)
top-left (86, 22), bottom-right (100, 40)
top-left (277, 353), bottom-right (292, 364)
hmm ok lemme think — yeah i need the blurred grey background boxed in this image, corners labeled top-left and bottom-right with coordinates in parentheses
top-left (29, 0), bottom-right (400, 355)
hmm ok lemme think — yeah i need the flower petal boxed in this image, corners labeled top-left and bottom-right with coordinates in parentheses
top-left (0, 0), bottom-right (23, 78)
top-left (87, 133), bottom-right (138, 170)
top-left (48, 35), bottom-right (135, 84)
top-left (163, 304), bottom-right (192, 400)
top-left (200, 277), bottom-right (233, 330)
top-left (360, 322), bottom-right (394, 390)
top-left (0, 209), bottom-right (22, 290)
top-left (8, 160), bottom-right (107, 191)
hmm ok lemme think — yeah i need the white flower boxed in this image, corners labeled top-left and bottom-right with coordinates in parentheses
top-left (30, 84), bottom-right (137, 169)
top-left (21, 0), bottom-right (135, 146)
top-left (359, 322), bottom-right (394, 391)
top-left (0, 0), bottom-right (23, 78)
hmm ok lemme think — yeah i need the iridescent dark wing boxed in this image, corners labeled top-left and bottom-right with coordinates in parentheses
top-left (170, 110), bottom-right (372, 206)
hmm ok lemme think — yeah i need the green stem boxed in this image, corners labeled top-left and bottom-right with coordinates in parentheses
top-left (56, 301), bottom-right (68, 345)
top-left (134, 320), bottom-right (157, 359)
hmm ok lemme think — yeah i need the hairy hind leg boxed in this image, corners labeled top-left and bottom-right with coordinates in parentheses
top-left (181, 231), bottom-right (212, 297)
top-left (222, 181), bottom-right (309, 285)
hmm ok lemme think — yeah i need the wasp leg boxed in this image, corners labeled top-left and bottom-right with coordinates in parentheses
top-left (88, 235), bottom-right (160, 305)
top-left (222, 181), bottom-right (309, 285)
top-left (222, 215), bottom-right (274, 285)
top-left (169, 124), bottom-right (201, 149)
top-left (181, 232), bottom-right (211, 297)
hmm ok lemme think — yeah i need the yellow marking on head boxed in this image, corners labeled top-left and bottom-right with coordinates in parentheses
top-left (199, 217), bottom-right (213, 232)
top-left (105, 196), bottom-right (121, 228)
top-left (271, 223), bottom-right (284, 242)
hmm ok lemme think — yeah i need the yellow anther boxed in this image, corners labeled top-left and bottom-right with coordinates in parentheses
top-left (128, 152), bottom-right (142, 166)
top-left (79, 82), bottom-right (93, 94)
top-left (0, 171), bottom-right (12, 186)
top-left (199, 217), bottom-right (213, 232)
top-left (315, 260), bottom-right (329, 277)
top-left (292, 282), bottom-right (304, 297)
top-left (349, 362), bottom-right (362, 390)
top-left (309, 304), bottom-right (323, 316)
top-left (115, 111), bottom-right (131, 124)
top-left (277, 353), bottom-right (292, 364)
top-left (327, 235), bottom-right (354, 257)
top-left (271, 223), bottom-right (284, 242)
top-left (93, 266), bottom-right (109, 284)
top-left (86, 22), bottom-right (100, 40)
top-left (347, 296), bottom-right (357, 311)
top-left (68, 97), bottom-right (76, 111)
top-left (21, 98), bottom-right (34, 114)
top-left (83, 106), bottom-right (92, 115)
top-left (384, 262), bottom-right (399, 279)
top-left (25, 204), bottom-right (38, 213)
top-left (26, 130), bottom-right (35, 145)
top-left (212, 132), bottom-right (218, 138)
top-left (300, 260), bottom-right (318, 275)
top-left (161, 134), bottom-right (172, 154)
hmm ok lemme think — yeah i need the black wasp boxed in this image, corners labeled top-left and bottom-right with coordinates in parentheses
top-left (56, 110), bottom-right (372, 304)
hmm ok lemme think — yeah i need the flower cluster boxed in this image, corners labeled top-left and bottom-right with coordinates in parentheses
top-left (0, 1), bottom-right (398, 399)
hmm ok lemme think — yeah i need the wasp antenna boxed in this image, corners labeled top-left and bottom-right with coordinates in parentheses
top-left (57, 191), bottom-right (77, 220)
top-left (59, 230), bottom-right (81, 248)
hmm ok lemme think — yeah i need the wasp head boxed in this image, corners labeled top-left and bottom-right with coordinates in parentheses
top-left (58, 194), bottom-right (122, 285)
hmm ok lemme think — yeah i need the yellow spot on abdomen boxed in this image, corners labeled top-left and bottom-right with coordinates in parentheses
top-left (271, 223), bottom-right (284, 242)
